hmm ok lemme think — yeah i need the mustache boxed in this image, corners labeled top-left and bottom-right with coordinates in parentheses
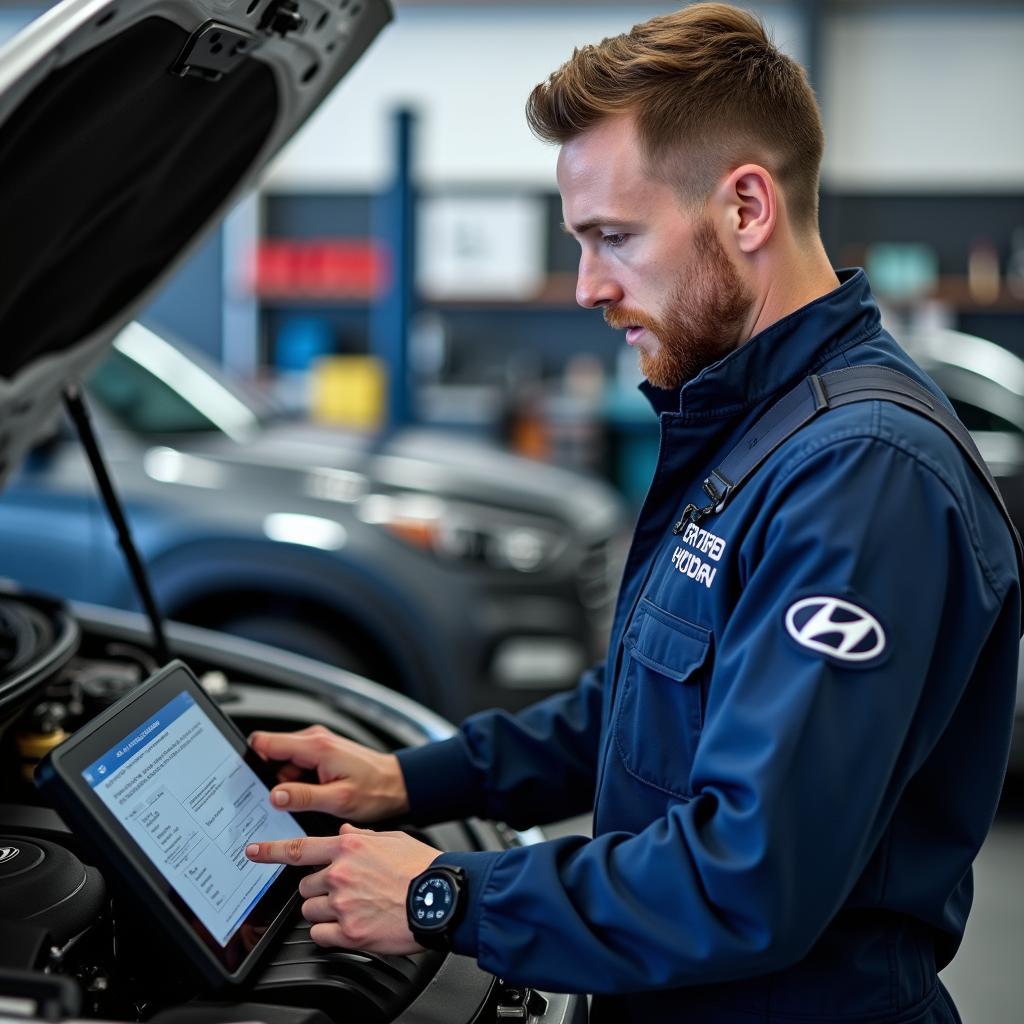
top-left (603, 305), bottom-right (659, 332)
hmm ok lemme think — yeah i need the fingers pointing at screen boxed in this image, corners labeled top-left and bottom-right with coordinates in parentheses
top-left (246, 823), bottom-right (439, 954)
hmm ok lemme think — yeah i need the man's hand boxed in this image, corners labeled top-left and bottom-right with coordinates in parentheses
top-left (245, 824), bottom-right (439, 953)
top-left (249, 725), bottom-right (410, 821)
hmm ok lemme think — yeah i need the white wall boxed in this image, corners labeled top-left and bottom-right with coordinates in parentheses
top-left (822, 9), bottom-right (1024, 190)
top-left (265, 2), bottom-right (802, 190)
top-left (266, 2), bottom-right (1024, 193)
top-left (4, 3), bottom-right (1020, 192)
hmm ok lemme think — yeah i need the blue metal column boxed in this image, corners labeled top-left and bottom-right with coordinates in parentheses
top-left (797, 0), bottom-right (823, 98)
top-left (370, 108), bottom-right (416, 429)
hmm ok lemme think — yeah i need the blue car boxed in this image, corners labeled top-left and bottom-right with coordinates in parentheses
top-left (0, 322), bottom-right (627, 722)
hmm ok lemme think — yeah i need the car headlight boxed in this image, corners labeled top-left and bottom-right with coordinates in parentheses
top-left (357, 492), bottom-right (566, 572)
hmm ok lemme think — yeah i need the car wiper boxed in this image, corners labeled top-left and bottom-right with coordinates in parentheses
top-left (63, 385), bottom-right (170, 664)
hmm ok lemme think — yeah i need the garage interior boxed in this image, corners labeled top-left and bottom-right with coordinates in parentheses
top-left (0, 1), bottom-right (1021, 1021)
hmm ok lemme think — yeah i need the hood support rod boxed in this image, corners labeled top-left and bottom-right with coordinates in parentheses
top-left (63, 385), bottom-right (170, 665)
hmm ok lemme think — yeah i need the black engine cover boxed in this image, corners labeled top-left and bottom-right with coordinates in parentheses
top-left (0, 834), bottom-right (106, 947)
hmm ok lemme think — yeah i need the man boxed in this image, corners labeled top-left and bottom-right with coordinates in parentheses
top-left (246, 5), bottom-right (1020, 1021)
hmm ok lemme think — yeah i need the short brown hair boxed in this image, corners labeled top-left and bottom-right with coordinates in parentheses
top-left (526, 3), bottom-right (824, 231)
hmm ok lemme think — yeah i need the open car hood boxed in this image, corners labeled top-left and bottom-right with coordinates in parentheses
top-left (0, 0), bottom-right (392, 492)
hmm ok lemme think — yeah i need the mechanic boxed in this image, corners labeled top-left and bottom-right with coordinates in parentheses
top-left (245, 5), bottom-right (1021, 1021)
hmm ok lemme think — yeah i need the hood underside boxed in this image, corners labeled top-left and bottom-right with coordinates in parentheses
top-left (0, 0), bottom-right (392, 489)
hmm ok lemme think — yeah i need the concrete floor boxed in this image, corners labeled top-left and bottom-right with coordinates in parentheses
top-left (941, 785), bottom-right (1024, 1023)
top-left (542, 784), bottom-right (1024, 1021)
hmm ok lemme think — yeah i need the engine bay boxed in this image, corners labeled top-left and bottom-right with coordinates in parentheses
top-left (0, 588), bottom-right (574, 1024)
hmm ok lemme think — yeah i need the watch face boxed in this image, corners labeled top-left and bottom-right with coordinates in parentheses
top-left (410, 873), bottom-right (456, 930)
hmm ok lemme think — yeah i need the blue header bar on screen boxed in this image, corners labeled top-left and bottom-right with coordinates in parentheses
top-left (82, 691), bottom-right (195, 788)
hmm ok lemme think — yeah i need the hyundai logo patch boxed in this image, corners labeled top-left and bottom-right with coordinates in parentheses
top-left (784, 596), bottom-right (886, 663)
top-left (0, 846), bottom-right (20, 865)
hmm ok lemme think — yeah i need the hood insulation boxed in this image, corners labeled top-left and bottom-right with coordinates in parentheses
top-left (0, 15), bottom-right (278, 378)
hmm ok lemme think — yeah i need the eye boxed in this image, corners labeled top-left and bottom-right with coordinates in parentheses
top-left (601, 233), bottom-right (628, 248)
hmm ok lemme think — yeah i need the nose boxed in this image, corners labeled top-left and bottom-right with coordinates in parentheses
top-left (575, 253), bottom-right (623, 309)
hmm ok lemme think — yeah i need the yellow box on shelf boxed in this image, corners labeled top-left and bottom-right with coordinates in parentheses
top-left (310, 355), bottom-right (386, 430)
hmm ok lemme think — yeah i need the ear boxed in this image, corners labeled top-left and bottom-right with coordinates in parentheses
top-left (718, 163), bottom-right (777, 254)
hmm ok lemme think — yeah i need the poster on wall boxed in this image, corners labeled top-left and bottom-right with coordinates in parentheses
top-left (417, 194), bottom-right (547, 301)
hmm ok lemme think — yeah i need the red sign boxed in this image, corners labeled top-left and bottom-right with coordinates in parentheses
top-left (251, 240), bottom-right (389, 299)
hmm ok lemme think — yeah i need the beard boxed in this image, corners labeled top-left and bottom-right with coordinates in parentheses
top-left (604, 220), bottom-right (754, 390)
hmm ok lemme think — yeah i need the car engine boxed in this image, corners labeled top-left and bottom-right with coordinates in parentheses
top-left (0, 587), bottom-right (581, 1024)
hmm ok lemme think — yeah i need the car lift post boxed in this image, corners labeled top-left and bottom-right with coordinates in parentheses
top-left (370, 107), bottom-right (416, 431)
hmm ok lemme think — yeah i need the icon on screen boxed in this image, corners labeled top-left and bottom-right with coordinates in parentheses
top-left (98, 765), bottom-right (107, 775)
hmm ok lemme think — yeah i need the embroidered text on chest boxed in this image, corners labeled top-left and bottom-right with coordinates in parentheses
top-left (669, 523), bottom-right (727, 589)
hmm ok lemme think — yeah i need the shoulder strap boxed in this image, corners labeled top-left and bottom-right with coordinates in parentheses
top-left (674, 364), bottom-right (1024, 600)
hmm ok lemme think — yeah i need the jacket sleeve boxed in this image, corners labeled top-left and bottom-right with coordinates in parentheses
top-left (395, 659), bottom-right (605, 828)
top-left (430, 435), bottom-right (1019, 992)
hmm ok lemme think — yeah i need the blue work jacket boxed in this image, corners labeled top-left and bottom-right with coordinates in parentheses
top-left (396, 269), bottom-right (1020, 1023)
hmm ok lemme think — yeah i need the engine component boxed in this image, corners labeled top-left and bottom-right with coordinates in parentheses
top-left (74, 663), bottom-right (145, 720)
top-left (15, 703), bottom-right (69, 782)
top-left (0, 834), bottom-right (106, 945)
top-left (0, 591), bottom-right (78, 719)
top-left (0, 968), bottom-right (81, 1020)
top-left (0, 600), bottom-right (54, 675)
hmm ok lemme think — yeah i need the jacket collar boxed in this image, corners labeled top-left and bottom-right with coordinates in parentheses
top-left (641, 268), bottom-right (881, 419)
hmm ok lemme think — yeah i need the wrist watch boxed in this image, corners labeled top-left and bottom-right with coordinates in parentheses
top-left (406, 864), bottom-right (467, 951)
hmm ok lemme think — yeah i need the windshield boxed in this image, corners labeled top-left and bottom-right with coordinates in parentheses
top-left (89, 348), bottom-right (218, 434)
top-left (87, 323), bottom-right (267, 439)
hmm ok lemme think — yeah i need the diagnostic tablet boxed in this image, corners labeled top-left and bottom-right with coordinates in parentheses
top-left (36, 660), bottom-right (307, 988)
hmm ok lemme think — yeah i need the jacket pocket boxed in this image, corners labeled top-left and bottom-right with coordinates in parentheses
top-left (613, 598), bottom-right (711, 798)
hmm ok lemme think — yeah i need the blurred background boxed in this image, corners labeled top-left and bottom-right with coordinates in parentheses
top-left (5, 1), bottom-right (1023, 508)
top-left (0, 2), bottom-right (1021, 1018)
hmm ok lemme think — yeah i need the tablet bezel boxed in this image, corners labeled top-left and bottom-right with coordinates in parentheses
top-left (36, 659), bottom-right (306, 988)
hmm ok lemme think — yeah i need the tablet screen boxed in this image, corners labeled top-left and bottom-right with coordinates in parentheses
top-left (81, 689), bottom-right (301, 948)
